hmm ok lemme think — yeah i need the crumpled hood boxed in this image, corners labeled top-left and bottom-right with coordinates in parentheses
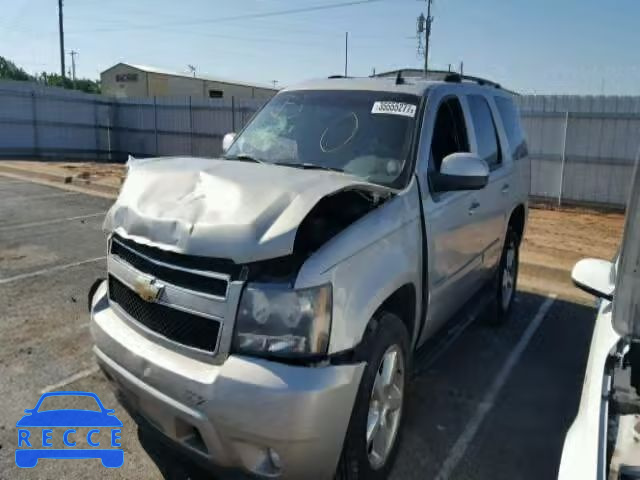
top-left (104, 157), bottom-right (392, 263)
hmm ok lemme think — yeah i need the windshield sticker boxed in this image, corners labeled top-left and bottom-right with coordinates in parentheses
top-left (371, 101), bottom-right (417, 118)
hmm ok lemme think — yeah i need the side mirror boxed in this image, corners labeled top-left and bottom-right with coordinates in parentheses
top-left (430, 153), bottom-right (489, 192)
top-left (571, 258), bottom-right (614, 301)
top-left (222, 132), bottom-right (236, 153)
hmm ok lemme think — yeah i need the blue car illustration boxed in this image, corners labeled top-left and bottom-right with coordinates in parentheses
top-left (16, 391), bottom-right (123, 468)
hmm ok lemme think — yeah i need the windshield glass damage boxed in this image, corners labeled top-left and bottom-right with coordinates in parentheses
top-left (225, 90), bottom-right (419, 187)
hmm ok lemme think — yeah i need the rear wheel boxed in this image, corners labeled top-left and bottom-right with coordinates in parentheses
top-left (336, 312), bottom-right (409, 480)
top-left (487, 226), bottom-right (520, 325)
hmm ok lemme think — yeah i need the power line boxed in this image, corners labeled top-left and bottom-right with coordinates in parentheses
top-left (68, 0), bottom-right (385, 34)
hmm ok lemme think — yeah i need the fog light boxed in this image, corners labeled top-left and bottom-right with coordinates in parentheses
top-left (268, 448), bottom-right (282, 470)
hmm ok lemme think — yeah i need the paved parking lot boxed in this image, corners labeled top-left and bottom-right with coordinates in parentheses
top-left (0, 175), bottom-right (597, 480)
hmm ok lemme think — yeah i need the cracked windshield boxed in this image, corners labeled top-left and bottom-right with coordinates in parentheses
top-left (1, 1), bottom-right (639, 480)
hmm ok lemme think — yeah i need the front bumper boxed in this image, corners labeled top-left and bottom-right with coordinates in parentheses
top-left (90, 282), bottom-right (364, 479)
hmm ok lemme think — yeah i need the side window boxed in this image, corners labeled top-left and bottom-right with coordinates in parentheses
top-left (467, 95), bottom-right (502, 169)
top-left (430, 97), bottom-right (469, 171)
top-left (495, 96), bottom-right (528, 160)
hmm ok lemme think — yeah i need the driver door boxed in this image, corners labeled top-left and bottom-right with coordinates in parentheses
top-left (417, 91), bottom-right (487, 340)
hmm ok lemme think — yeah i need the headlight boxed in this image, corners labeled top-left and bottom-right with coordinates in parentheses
top-left (232, 283), bottom-right (332, 357)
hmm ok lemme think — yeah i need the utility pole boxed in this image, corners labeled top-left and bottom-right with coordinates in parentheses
top-left (68, 50), bottom-right (78, 88)
top-left (417, 0), bottom-right (433, 75)
top-left (58, 0), bottom-right (66, 80)
top-left (344, 32), bottom-right (349, 77)
top-left (272, 80), bottom-right (278, 88)
top-left (424, 0), bottom-right (433, 75)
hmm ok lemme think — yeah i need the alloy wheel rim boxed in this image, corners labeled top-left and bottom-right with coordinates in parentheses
top-left (366, 344), bottom-right (405, 470)
top-left (502, 242), bottom-right (516, 310)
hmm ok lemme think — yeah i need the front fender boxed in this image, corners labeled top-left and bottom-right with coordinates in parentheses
top-left (295, 182), bottom-right (422, 354)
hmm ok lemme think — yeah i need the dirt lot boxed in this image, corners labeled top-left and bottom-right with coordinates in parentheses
top-left (520, 206), bottom-right (625, 302)
top-left (523, 207), bottom-right (624, 271)
top-left (2, 161), bottom-right (127, 188)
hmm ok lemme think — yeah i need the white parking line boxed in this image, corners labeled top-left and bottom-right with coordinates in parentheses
top-left (3, 191), bottom-right (81, 201)
top-left (434, 295), bottom-right (557, 480)
top-left (0, 211), bottom-right (107, 231)
top-left (0, 256), bottom-right (106, 285)
top-left (41, 366), bottom-right (100, 394)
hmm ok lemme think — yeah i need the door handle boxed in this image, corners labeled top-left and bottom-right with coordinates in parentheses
top-left (468, 200), bottom-right (480, 215)
top-left (501, 183), bottom-right (510, 194)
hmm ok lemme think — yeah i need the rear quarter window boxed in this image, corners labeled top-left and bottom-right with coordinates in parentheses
top-left (495, 97), bottom-right (528, 160)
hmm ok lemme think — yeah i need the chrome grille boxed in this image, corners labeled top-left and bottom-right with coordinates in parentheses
top-left (110, 235), bottom-right (236, 299)
top-left (107, 234), bottom-right (243, 357)
top-left (108, 275), bottom-right (221, 353)
top-left (110, 240), bottom-right (228, 298)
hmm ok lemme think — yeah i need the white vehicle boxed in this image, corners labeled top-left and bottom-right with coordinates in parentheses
top-left (559, 160), bottom-right (640, 480)
top-left (89, 71), bottom-right (529, 479)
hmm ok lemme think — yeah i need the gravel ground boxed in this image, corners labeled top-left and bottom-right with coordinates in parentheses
top-left (0, 175), bottom-right (599, 480)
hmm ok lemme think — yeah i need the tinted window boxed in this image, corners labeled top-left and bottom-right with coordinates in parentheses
top-left (495, 96), bottom-right (528, 160)
top-left (468, 95), bottom-right (502, 169)
top-left (430, 97), bottom-right (469, 172)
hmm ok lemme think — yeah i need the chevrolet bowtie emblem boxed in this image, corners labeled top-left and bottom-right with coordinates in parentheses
top-left (133, 275), bottom-right (163, 302)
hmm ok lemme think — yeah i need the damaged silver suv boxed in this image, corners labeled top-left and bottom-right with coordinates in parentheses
top-left (89, 72), bottom-right (529, 479)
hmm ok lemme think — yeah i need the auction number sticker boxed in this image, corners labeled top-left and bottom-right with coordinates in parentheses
top-left (371, 101), bottom-right (417, 118)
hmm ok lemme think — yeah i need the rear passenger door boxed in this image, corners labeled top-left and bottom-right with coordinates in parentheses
top-left (465, 93), bottom-right (512, 274)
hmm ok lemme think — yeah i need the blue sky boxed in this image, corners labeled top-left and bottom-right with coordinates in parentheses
top-left (2, 0), bottom-right (639, 95)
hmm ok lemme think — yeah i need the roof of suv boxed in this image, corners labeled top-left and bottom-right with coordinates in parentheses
top-left (282, 76), bottom-right (435, 96)
top-left (282, 73), bottom-right (515, 98)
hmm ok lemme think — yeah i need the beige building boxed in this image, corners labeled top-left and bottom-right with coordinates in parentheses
top-left (101, 63), bottom-right (277, 99)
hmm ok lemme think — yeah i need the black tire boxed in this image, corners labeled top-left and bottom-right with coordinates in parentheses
top-left (336, 312), bottom-right (410, 480)
top-left (486, 226), bottom-right (520, 325)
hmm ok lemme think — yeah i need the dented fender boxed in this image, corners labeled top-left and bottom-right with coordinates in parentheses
top-left (296, 180), bottom-right (423, 354)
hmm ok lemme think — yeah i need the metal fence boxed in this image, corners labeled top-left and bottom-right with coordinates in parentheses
top-left (1, 80), bottom-right (640, 209)
top-left (516, 95), bottom-right (640, 209)
top-left (0, 80), bottom-right (265, 162)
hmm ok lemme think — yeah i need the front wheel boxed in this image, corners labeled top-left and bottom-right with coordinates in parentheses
top-left (487, 226), bottom-right (520, 325)
top-left (336, 312), bottom-right (409, 480)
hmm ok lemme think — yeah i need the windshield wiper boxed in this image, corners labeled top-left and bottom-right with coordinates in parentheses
top-left (224, 154), bottom-right (265, 164)
top-left (274, 162), bottom-right (343, 173)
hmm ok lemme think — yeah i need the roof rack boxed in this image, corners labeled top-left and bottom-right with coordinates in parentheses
top-left (427, 70), bottom-right (501, 89)
top-left (370, 68), bottom-right (504, 90)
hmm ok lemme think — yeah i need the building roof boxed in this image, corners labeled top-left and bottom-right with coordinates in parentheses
top-left (102, 63), bottom-right (278, 91)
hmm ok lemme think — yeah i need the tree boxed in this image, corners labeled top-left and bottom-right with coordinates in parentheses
top-left (0, 56), bottom-right (32, 81)
top-left (37, 72), bottom-right (100, 93)
top-left (0, 56), bottom-right (101, 94)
